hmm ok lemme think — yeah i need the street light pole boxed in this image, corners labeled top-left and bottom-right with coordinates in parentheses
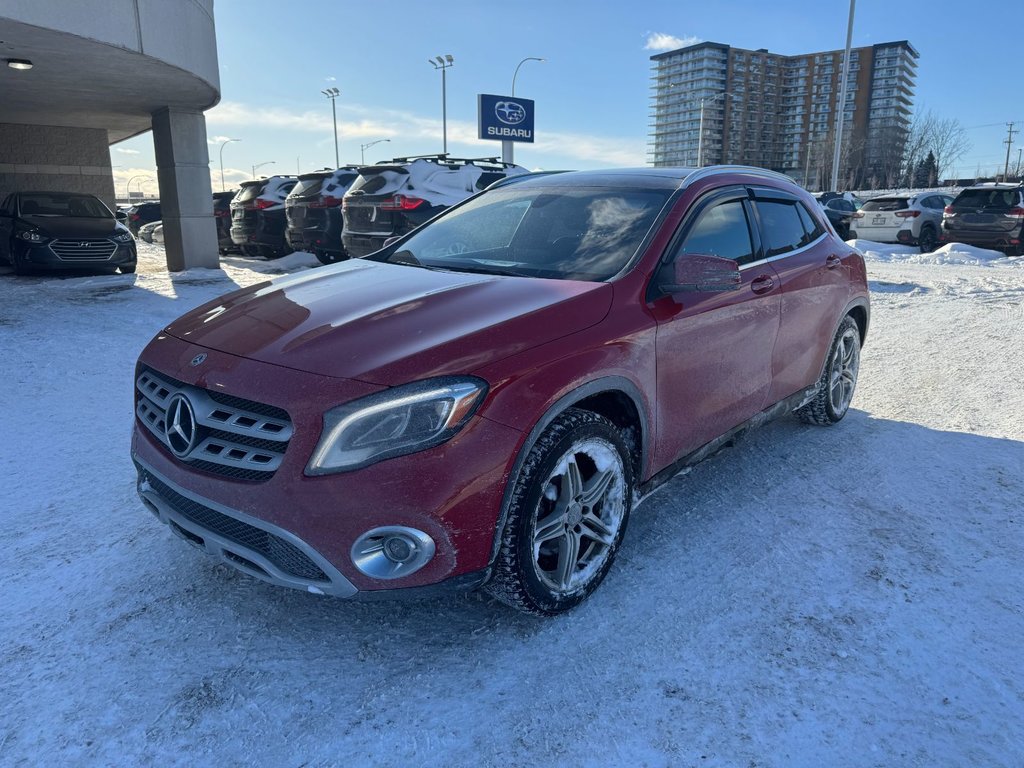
top-left (218, 138), bottom-right (240, 192)
top-left (360, 138), bottom-right (391, 165)
top-left (831, 0), bottom-right (856, 191)
top-left (321, 87), bottom-right (340, 167)
top-left (505, 56), bottom-right (545, 164)
top-left (252, 161), bottom-right (275, 179)
top-left (697, 92), bottom-right (731, 167)
top-left (429, 55), bottom-right (455, 155)
top-left (125, 174), bottom-right (145, 202)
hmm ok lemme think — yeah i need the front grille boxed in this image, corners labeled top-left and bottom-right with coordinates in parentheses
top-left (135, 366), bottom-right (293, 482)
top-left (139, 465), bottom-right (328, 582)
top-left (49, 238), bottom-right (117, 261)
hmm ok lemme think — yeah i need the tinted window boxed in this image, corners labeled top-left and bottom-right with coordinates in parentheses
top-left (679, 200), bottom-right (755, 265)
top-left (828, 199), bottom-right (855, 212)
top-left (290, 177), bottom-right (327, 198)
top-left (862, 197), bottom-right (909, 212)
top-left (796, 203), bottom-right (825, 244)
top-left (235, 184), bottom-right (265, 203)
top-left (756, 200), bottom-right (806, 257)
top-left (952, 189), bottom-right (1019, 209)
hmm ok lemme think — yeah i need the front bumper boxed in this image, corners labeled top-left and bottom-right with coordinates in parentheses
top-left (13, 239), bottom-right (136, 270)
top-left (131, 333), bottom-right (524, 596)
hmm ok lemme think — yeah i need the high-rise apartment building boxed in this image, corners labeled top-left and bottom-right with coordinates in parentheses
top-left (649, 40), bottom-right (918, 189)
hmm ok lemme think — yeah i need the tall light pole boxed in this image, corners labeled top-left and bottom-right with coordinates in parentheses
top-left (133, 176), bottom-right (154, 199)
top-left (831, 0), bottom-right (856, 191)
top-left (252, 161), bottom-right (275, 179)
top-left (360, 138), bottom-right (391, 164)
top-left (218, 138), bottom-right (240, 192)
top-left (505, 56), bottom-right (545, 164)
top-left (321, 87), bottom-right (340, 167)
top-left (429, 55), bottom-right (455, 155)
top-left (697, 91), bottom-right (732, 167)
top-left (124, 174), bottom-right (146, 202)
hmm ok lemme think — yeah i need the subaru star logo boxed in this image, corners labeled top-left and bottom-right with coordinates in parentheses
top-left (495, 101), bottom-right (526, 125)
top-left (164, 393), bottom-right (198, 458)
top-left (190, 353), bottom-right (207, 367)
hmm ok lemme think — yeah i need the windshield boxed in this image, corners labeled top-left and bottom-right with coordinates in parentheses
top-left (19, 193), bottom-right (112, 218)
top-left (372, 186), bottom-right (671, 281)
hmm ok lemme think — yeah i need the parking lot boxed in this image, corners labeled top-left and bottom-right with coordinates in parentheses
top-left (1, 243), bottom-right (1023, 766)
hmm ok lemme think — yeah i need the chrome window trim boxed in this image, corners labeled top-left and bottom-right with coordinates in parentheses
top-left (739, 232), bottom-right (829, 271)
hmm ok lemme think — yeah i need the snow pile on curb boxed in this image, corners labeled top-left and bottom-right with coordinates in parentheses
top-left (848, 238), bottom-right (1022, 267)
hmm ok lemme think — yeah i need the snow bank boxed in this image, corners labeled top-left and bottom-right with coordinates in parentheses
top-left (848, 238), bottom-right (1020, 266)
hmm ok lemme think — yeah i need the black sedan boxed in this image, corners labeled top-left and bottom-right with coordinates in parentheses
top-left (0, 191), bottom-right (137, 275)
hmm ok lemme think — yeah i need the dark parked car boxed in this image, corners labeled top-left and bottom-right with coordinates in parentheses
top-left (126, 201), bottom-right (161, 236)
top-left (213, 190), bottom-right (238, 254)
top-left (341, 155), bottom-right (527, 257)
top-left (132, 166), bottom-right (868, 615)
top-left (230, 176), bottom-right (297, 258)
top-left (941, 183), bottom-right (1024, 255)
top-left (0, 191), bottom-right (137, 274)
top-left (285, 167), bottom-right (360, 263)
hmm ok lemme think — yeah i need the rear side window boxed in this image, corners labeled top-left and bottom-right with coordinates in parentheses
top-left (755, 200), bottom-right (806, 257)
top-left (862, 198), bottom-right (909, 212)
top-left (679, 200), bottom-right (755, 265)
top-left (952, 189), bottom-right (1019, 209)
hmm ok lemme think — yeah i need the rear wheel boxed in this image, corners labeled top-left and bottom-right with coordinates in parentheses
top-left (487, 408), bottom-right (634, 616)
top-left (918, 225), bottom-right (938, 253)
top-left (796, 316), bottom-right (861, 426)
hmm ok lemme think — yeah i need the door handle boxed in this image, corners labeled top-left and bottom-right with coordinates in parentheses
top-left (826, 254), bottom-right (842, 269)
top-left (750, 274), bottom-right (775, 294)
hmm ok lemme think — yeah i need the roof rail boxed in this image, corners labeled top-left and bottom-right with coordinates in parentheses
top-left (384, 154), bottom-right (520, 169)
top-left (682, 165), bottom-right (797, 189)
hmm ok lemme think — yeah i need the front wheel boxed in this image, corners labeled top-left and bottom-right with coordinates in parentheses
top-left (796, 315), bottom-right (861, 425)
top-left (486, 408), bottom-right (634, 616)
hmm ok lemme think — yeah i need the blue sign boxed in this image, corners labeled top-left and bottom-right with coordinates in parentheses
top-left (478, 94), bottom-right (535, 143)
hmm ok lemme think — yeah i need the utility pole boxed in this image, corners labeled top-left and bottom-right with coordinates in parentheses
top-left (1002, 122), bottom-right (1017, 182)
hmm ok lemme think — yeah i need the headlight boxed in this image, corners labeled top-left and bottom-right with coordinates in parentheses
top-left (16, 230), bottom-right (44, 242)
top-left (306, 377), bottom-right (488, 475)
top-left (112, 231), bottom-right (134, 242)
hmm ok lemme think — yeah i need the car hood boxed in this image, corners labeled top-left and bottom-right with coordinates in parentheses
top-left (22, 216), bottom-right (123, 238)
top-left (164, 259), bottom-right (613, 385)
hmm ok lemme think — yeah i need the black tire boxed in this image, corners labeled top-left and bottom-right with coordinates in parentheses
top-left (795, 315), bottom-right (861, 426)
top-left (486, 408), bottom-right (634, 616)
top-left (315, 250), bottom-right (334, 265)
top-left (918, 225), bottom-right (938, 254)
top-left (119, 264), bottom-right (137, 274)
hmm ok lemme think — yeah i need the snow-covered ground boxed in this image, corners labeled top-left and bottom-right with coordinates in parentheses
top-left (2, 242), bottom-right (1022, 767)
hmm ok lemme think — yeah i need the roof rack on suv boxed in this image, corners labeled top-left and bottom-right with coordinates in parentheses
top-left (382, 154), bottom-right (521, 170)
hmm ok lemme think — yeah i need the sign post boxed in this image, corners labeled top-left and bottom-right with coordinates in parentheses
top-left (477, 94), bottom-right (535, 164)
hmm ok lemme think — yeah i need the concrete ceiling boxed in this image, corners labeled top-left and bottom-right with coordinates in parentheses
top-left (0, 18), bottom-right (219, 144)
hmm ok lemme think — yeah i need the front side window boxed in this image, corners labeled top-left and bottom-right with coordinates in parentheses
top-left (375, 186), bottom-right (671, 281)
top-left (755, 200), bottom-right (806, 257)
top-left (678, 200), bottom-right (755, 265)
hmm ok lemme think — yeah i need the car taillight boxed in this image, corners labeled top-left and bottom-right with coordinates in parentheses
top-left (214, 209), bottom-right (228, 217)
top-left (1005, 207), bottom-right (1024, 218)
top-left (943, 206), bottom-right (954, 216)
top-left (254, 198), bottom-right (275, 210)
top-left (379, 194), bottom-right (426, 211)
top-left (130, 213), bottom-right (141, 221)
top-left (895, 210), bottom-right (920, 218)
top-left (311, 195), bottom-right (343, 209)
top-left (851, 212), bottom-right (864, 219)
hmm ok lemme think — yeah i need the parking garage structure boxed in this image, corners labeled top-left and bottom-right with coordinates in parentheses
top-left (0, 0), bottom-right (221, 270)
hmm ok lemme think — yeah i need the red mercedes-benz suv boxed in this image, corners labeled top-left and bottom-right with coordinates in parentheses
top-left (132, 167), bottom-right (869, 615)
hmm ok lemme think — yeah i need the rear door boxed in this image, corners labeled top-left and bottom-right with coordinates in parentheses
top-left (752, 189), bottom-right (851, 403)
top-left (651, 187), bottom-right (781, 465)
top-left (342, 166), bottom-right (411, 237)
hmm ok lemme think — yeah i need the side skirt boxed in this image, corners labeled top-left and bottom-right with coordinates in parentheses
top-left (637, 384), bottom-right (818, 499)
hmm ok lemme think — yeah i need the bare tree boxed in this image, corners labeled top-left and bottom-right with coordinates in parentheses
top-left (902, 110), bottom-right (935, 186)
top-left (928, 117), bottom-right (971, 182)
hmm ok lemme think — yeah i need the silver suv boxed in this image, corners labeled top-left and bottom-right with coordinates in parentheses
top-left (850, 192), bottom-right (953, 253)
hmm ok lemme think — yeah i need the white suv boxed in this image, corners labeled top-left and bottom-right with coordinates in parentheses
top-left (850, 192), bottom-right (953, 253)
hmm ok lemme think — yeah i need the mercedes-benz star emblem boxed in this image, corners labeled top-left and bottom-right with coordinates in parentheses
top-left (165, 393), bottom-right (198, 458)
top-left (190, 353), bottom-right (207, 367)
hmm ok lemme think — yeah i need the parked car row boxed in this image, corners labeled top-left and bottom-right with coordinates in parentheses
top-left (849, 191), bottom-right (953, 253)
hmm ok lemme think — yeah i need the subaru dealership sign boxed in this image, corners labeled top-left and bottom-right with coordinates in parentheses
top-left (478, 94), bottom-right (535, 143)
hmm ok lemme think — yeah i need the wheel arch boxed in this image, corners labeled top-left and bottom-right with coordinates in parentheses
top-left (484, 376), bottom-right (650, 568)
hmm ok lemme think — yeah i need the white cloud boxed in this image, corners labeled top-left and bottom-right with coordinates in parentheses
top-left (325, 76), bottom-right (337, 82)
top-left (206, 101), bottom-right (647, 167)
top-left (207, 135), bottom-right (236, 145)
top-left (644, 32), bottom-right (701, 51)
top-left (115, 147), bottom-right (140, 155)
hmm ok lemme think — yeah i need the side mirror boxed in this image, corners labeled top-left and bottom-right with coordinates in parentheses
top-left (116, 211), bottom-right (128, 222)
top-left (662, 254), bottom-right (741, 294)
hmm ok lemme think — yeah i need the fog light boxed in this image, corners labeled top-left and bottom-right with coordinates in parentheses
top-left (351, 526), bottom-right (435, 579)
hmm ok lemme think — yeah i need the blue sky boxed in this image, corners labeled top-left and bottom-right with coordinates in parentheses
top-left (111, 0), bottom-right (1023, 193)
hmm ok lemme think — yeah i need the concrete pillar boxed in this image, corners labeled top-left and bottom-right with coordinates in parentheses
top-left (151, 107), bottom-right (218, 271)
